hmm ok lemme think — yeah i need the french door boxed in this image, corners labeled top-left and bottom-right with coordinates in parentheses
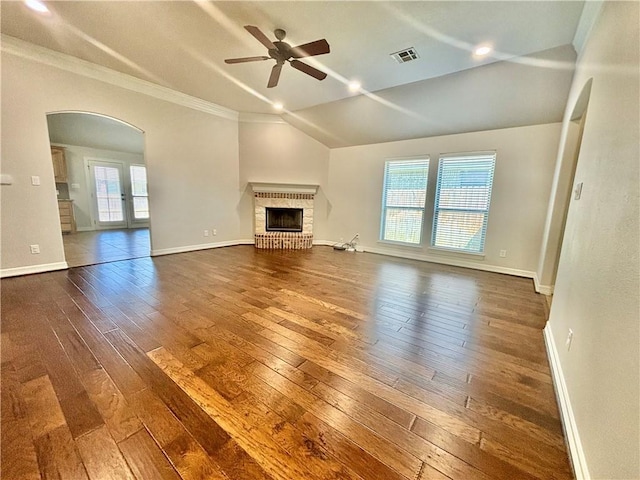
top-left (89, 160), bottom-right (128, 229)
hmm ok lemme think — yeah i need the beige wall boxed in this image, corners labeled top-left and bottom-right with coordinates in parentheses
top-left (326, 123), bottom-right (562, 275)
top-left (547, 2), bottom-right (639, 478)
top-left (238, 120), bottom-right (330, 240)
top-left (1, 53), bottom-right (240, 271)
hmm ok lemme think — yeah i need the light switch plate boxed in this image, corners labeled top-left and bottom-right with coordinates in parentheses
top-left (574, 182), bottom-right (583, 200)
top-left (31, 176), bottom-right (41, 186)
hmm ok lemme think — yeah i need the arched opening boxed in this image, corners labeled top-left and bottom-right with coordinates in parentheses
top-left (46, 111), bottom-right (151, 267)
top-left (539, 79), bottom-right (593, 299)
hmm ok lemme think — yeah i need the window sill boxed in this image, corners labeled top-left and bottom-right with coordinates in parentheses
top-left (428, 246), bottom-right (486, 259)
top-left (377, 239), bottom-right (424, 249)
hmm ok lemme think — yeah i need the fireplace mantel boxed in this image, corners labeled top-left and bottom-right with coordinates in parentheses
top-left (249, 182), bottom-right (319, 195)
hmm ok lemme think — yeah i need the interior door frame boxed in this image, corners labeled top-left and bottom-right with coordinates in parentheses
top-left (86, 157), bottom-right (129, 230)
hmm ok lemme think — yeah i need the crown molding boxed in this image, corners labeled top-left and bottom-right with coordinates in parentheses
top-left (572, 1), bottom-right (604, 61)
top-left (239, 112), bottom-right (287, 124)
top-left (1, 34), bottom-right (239, 121)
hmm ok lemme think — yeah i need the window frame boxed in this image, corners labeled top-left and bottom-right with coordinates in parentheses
top-left (431, 152), bottom-right (496, 255)
top-left (379, 157), bottom-right (430, 246)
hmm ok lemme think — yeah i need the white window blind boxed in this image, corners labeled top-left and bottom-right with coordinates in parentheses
top-left (380, 158), bottom-right (429, 245)
top-left (432, 153), bottom-right (496, 253)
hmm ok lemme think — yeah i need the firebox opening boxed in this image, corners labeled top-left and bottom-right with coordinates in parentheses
top-left (266, 207), bottom-right (303, 232)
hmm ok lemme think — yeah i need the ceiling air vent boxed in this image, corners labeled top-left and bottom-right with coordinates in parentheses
top-left (390, 47), bottom-right (419, 64)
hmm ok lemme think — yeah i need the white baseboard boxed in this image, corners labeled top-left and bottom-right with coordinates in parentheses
top-left (533, 273), bottom-right (555, 295)
top-left (360, 244), bottom-right (535, 279)
top-left (0, 261), bottom-right (68, 278)
top-left (313, 239), bottom-right (337, 247)
top-left (76, 226), bottom-right (94, 232)
top-left (150, 239), bottom-right (254, 257)
top-left (543, 323), bottom-right (590, 479)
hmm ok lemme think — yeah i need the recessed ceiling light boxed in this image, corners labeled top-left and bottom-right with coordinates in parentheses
top-left (24, 0), bottom-right (49, 14)
top-left (474, 45), bottom-right (492, 57)
top-left (272, 102), bottom-right (283, 111)
top-left (348, 81), bottom-right (361, 92)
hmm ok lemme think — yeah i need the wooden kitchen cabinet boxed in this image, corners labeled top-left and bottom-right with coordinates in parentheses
top-left (58, 200), bottom-right (76, 233)
top-left (51, 146), bottom-right (68, 183)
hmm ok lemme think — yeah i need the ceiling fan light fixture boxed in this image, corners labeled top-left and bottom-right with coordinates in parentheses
top-left (24, 0), bottom-right (50, 14)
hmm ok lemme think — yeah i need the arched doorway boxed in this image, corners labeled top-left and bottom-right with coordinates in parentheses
top-left (46, 111), bottom-right (151, 267)
top-left (537, 79), bottom-right (593, 298)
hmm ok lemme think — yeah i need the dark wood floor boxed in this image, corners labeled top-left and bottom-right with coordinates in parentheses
top-left (63, 228), bottom-right (150, 267)
top-left (0, 246), bottom-right (573, 480)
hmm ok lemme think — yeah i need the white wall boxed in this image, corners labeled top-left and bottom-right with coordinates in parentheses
top-left (1, 52), bottom-right (240, 272)
top-left (238, 119), bottom-right (330, 240)
top-left (52, 143), bottom-right (145, 230)
top-left (326, 123), bottom-right (562, 276)
top-left (546, 2), bottom-right (639, 478)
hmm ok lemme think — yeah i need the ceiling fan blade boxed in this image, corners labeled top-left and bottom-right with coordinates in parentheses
top-left (291, 39), bottom-right (330, 58)
top-left (244, 25), bottom-right (276, 50)
top-left (224, 56), bottom-right (270, 64)
top-left (290, 60), bottom-right (327, 81)
top-left (267, 63), bottom-right (283, 88)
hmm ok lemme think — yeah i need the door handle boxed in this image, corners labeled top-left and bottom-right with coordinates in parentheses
top-left (121, 193), bottom-right (126, 200)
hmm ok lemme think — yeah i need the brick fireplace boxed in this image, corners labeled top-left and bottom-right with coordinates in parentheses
top-left (250, 183), bottom-right (318, 249)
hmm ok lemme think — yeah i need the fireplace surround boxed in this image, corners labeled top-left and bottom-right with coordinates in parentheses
top-left (250, 183), bottom-right (318, 249)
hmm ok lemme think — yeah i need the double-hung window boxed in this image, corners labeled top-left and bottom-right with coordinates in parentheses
top-left (432, 153), bottom-right (496, 254)
top-left (380, 158), bottom-right (429, 245)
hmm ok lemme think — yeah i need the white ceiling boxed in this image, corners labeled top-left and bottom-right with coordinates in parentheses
top-left (1, 1), bottom-right (585, 147)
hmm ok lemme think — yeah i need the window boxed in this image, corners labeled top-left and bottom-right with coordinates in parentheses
top-left (130, 165), bottom-right (149, 220)
top-left (432, 153), bottom-right (496, 253)
top-left (380, 158), bottom-right (429, 245)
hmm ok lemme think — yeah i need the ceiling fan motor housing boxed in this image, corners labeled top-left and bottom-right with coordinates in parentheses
top-left (269, 42), bottom-right (293, 63)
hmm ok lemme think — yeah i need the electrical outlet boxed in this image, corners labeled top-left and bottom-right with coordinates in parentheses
top-left (499, 250), bottom-right (507, 258)
top-left (30, 244), bottom-right (40, 254)
top-left (574, 182), bottom-right (583, 200)
top-left (204, 230), bottom-right (209, 237)
top-left (213, 229), bottom-right (217, 236)
top-left (566, 329), bottom-right (574, 351)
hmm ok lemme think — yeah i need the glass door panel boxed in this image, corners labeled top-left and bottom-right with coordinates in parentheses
top-left (89, 161), bottom-right (127, 229)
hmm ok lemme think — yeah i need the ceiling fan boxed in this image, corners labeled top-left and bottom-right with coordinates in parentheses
top-left (225, 26), bottom-right (330, 88)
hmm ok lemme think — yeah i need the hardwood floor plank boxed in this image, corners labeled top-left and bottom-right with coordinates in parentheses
top-left (1, 418), bottom-right (41, 480)
top-left (148, 346), bottom-right (320, 480)
top-left (34, 425), bottom-right (89, 480)
top-left (118, 428), bottom-right (181, 480)
top-left (21, 375), bottom-right (67, 439)
top-left (75, 426), bottom-right (136, 480)
top-left (81, 368), bottom-right (142, 443)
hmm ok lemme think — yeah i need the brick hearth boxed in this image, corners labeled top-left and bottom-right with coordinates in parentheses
top-left (250, 183), bottom-right (318, 250)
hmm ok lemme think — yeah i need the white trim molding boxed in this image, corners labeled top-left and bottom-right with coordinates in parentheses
top-left (533, 272), bottom-right (555, 295)
top-left (360, 244), bottom-right (536, 280)
top-left (572, 1), bottom-right (604, 60)
top-left (1, 35), bottom-right (239, 121)
top-left (239, 113), bottom-right (287, 124)
top-left (544, 323), bottom-right (590, 479)
top-left (1, 261), bottom-right (68, 278)
top-left (151, 239), bottom-right (254, 257)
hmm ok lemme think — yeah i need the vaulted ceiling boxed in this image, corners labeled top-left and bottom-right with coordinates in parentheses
top-left (1, 1), bottom-right (584, 147)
